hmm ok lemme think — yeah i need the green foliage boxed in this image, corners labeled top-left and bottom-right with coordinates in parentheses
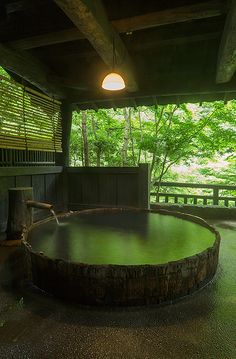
top-left (70, 101), bottom-right (236, 184)
top-left (0, 66), bottom-right (10, 78)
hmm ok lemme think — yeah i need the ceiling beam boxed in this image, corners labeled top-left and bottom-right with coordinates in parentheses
top-left (216, 1), bottom-right (236, 83)
top-left (53, 0), bottom-right (138, 92)
top-left (8, 0), bottom-right (225, 50)
top-left (74, 89), bottom-right (236, 109)
top-left (9, 28), bottom-right (84, 50)
top-left (113, 0), bottom-right (225, 33)
top-left (0, 43), bottom-right (65, 98)
top-left (6, 0), bottom-right (32, 14)
top-left (67, 69), bottom-right (236, 104)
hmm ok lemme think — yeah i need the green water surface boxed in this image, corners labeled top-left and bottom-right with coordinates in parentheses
top-left (28, 212), bottom-right (216, 265)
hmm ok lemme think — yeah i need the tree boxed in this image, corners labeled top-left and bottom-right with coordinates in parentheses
top-left (69, 101), bottom-right (236, 186)
top-left (81, 111), bottom-right (89, 166)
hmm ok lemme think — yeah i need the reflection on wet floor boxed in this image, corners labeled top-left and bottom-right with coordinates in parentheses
top-left (0, 220), bottom-right (235, 359)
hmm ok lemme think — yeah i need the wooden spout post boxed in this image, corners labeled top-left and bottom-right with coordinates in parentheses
top-left (6, 187), bottom-right (33, 240)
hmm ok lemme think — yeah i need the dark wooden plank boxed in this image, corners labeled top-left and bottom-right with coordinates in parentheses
top-left (0, 176), bottom-right (15, 232)
top-left (15, 175), bottom-right (31, 187)
top-left (138, 163), bottom-right (150, 209)
top-left (32, 175), bottom-right (45, 202)
top-left (66, 166), bottom-right (139, 174)
top-left (213, 188), bottom-right (219, 205)
top-left (69, 87), bottom-right (236, 109)
top-left (45, 174), bottom-right (56, 204)
top-left (67, 173), bottom-right (83, 204)
top-left (216, 1), bottom-right (236, 83)
top-left (116, 173), bottom-right (138, 207)
top-left (98, 174), bottom-right (117, 205)
top-left (81, 174), bottom-right (99, 204)
top-left (0, 166), bottom-right (63, 177)
top-left (54, 0), bottom-right (138, 92)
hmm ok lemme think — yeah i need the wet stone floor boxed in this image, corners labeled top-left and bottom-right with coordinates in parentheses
top-left (0, 220), bottom-right (235, 359)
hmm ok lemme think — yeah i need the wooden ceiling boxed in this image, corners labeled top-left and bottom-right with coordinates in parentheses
top-left (0, 0), bottom-right (236, 109)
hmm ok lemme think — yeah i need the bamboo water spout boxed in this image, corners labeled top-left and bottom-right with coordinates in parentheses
top-left (26, 200), bottom-right (53, 210)
top-left (27, 200), bottom-right (59, 225)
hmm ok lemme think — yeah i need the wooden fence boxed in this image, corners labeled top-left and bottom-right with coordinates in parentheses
top-left (151, 181), bottom-right (236, 207)
top-left (67, 164), bottom-right (150, 210)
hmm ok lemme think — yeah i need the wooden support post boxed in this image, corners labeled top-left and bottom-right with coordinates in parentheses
top-left (56, 101), bottom-right (73, 167)
top-left (138, 163), bottom-right (150, 209)
top-left (6, 187), bottom-right (33, 240)
top-left (55, 102), bottom-right (73, 213)
top-left (213, 187), bottom-right (219, 206)
top-left (216, 1), bottom-right (236, 83)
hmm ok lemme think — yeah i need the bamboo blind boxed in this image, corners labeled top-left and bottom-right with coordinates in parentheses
top-left (0, 75), bottom-right (62, 152)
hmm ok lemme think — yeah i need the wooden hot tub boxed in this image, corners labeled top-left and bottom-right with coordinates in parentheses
top-left (23, 208), bottom-right (220, 306)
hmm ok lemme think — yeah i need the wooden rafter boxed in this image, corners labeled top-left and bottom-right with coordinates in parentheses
top-left (53, 0), bottom-right (138, 92)
top-left (216, 1), bottom-right (236, 83)
top-left (0, 43), bottom-right (65, 98)
top-left (9, 0), bottom-right (225, 50)
top-left (113, 0), bottom-right (225, 33)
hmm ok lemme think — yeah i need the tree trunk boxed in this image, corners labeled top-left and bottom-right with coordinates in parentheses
top-left (122, 108), bottom-right (130, 166)
top-left (82, 111), bottom-right (89, 166)
top-left (150, 106), bottom-right (164, 176)
top-left (128, 108), bottom-right (136, 165)
top-left (91, 115), bottom-right (101, 167)
top-left (96, 148), bottom-right (101, 166)
top-left (137, 109), bottom-right (142, 164)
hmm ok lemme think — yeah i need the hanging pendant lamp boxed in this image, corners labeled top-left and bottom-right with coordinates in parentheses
top-left (102, 72), bottom-right (125, 90)
top-left (101, 38), bottom-right (126, 91)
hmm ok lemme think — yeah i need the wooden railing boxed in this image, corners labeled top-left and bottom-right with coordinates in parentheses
top-left (151, 181), bottom-right (236, 207)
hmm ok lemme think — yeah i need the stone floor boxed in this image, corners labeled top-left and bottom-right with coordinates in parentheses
top-left (0, 220), bottom-right (235, 359)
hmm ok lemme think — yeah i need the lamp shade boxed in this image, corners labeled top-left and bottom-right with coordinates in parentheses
top-left (102, 72), bottom-right (125, 90)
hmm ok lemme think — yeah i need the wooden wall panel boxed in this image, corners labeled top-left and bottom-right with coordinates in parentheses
top-left (98, 174), bottom-right (117, 205)
top-left (15, 175), bottom-right (32, 187)
top-left (68, 174), bottom-right (83, 204)
top-left (0, 167), bottom-right (66, 233)
top-left (0, 176), bottom-right (15, 232)
top-left (55, 173), bottom-right (66, 210)
top-left (45, 174), bottom-right (56, 203)
top-left (116, 174), bottom-right (138, 207)
top-left (67, 165), bottom-right (149, 210)
top-left (81, 174), bottom-right (99, 204)
top-left (32, 175), bottom-right (45, 201)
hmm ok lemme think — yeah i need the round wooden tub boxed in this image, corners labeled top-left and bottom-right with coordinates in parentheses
top-left (22, 208), bottom-right (220, 306)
